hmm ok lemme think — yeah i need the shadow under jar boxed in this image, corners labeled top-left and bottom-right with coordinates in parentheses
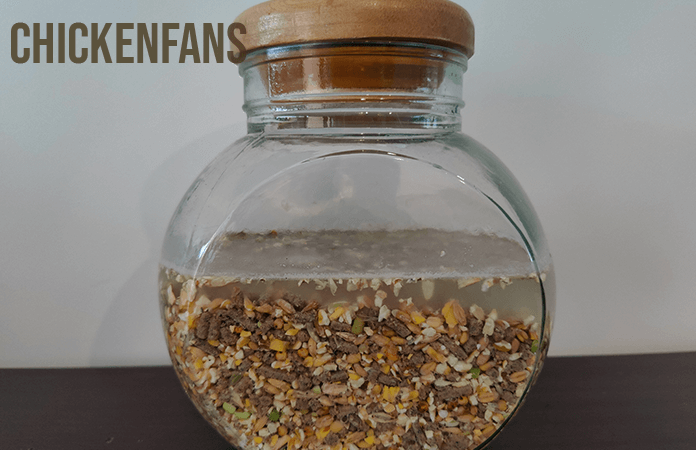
top-left (159, 1), bottom-right (555, 449)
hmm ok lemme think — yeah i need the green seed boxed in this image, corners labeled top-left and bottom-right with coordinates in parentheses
top-left (230, 373), bottom-right (243, 384)
top-left (469, 367), bottom-right (481, 379)
top-left (234, 411), bottom-right (251, 420)
top-left (351, 317), bottom-right (365, 335)
top-left (312, 386), bottom-right (321, 394)
top-left (222, 402), bottom-right (236, 414)
top-left (268, 409), bottom-right (281, 422)
top-left (531, 340), bottom-right (539, 353)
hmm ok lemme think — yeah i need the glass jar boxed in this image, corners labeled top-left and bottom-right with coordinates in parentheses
top-left (159, 1), bottom-right (554, 449)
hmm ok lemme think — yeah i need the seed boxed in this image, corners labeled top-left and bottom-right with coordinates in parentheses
top-left (452, 302), bottom-right (468, 324)
top-left (442, 300), bottom-right (458, 327)
top-left (336, 332), bottom-right (356, 342)
top-left (497, 400), bottom-right (508, 411)
top-left (391, 336), bottom-right (407, 345)
top-left (459, 330), bottom-right (469, 345)
top-left (269, 339), bottom-right (287, 352)
top-left (302, 301), bottom-right (319, 312)
top-left (297, 348), bottom-right (309, 358)
top-left (422, 327), bottom-right (437, 337)
top-left (478, 391), bottom-right (498, 403)
top-left (442, 427), bottom-right (463, 434)
top-left (410, 311), bottom-right (426, 325)
top-left (470, 305), bottom-right (485, 321)
top-left (479, 360), bottom-right (495, 372)
top-left (322, 383), bottom-right (348, 396)
top-left (516, 330), bottom-right (529, 342)
top-left (315, 415), bottom-right (333, 429)
top-left (268, 378), bottom-right (291, 391)
top-left (346, 354), bottom-right (361, 364)
top-left (393, 310), bottom-right (412, 324)
top-left (482, 424), bottom-right (496, 437)
top-left (317, 310), bottom-right (330, 326)
top-left (256, 304), bottom-right (274, 314)
top-left (254, 416), bottom-right (268, 432)
top-left (314, 354), bottom-right (333, 366)
top-left (482, 317), bottom-right (495, 336)
top-left (274, 298), bottom-right (295, 314)
top-left (384, 344), bottom-right (399, 361)
top-left (346, 432), bottom-right (366, 444)
top-left (426, 316), bottom-right (443, 328)
top-left (330, 307), bottom-right (345, 321)
top-left (354, 363), bottom-right (368, 378)
top-left (372, 335), bottom-right (390, 346)
top-left (509, 371), bottom-right (529, 383)
top-left (422, 280), bottom-right (435, 300)
top-left (494, 341), bottom-right (512, 352)
top-left (510, 338), bottom-right (520, 353)
top-left (476, 352), bottom-right (490, 366)
top-left (273, 434), bottom-right (290, 450)
top-left (406, 323), bottom-right (422, 334)
top-left (424, 346), bottom-right (447, 364)
top-left (264, 384), bottom-right (281, 395)
top-left (420, 361), bottom-right (437, 375)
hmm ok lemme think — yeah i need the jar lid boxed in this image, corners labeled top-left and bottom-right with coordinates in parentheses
top-left (235, 0), bottom-right (475, 58)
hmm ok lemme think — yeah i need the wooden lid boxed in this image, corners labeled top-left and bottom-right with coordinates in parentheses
top-left (235, 0), bottom-right (475, 58)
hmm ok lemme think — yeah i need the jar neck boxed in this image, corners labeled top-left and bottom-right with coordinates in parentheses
top-left (239, 42), bottom-right (468, 135)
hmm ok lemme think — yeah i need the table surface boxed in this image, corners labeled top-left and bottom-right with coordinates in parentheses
top-left (2, 352), bottom-right (694, 450)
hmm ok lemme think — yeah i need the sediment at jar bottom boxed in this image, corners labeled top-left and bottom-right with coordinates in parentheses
top-left (161, 272), bottom-right (545, 450)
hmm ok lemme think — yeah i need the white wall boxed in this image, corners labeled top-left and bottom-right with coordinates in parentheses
top-left (1, 0), bottom-right (694, 368)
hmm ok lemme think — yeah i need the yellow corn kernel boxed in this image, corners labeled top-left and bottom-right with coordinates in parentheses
top-left (304, 356), bottom-right (314, 367)
top-left (208, 340), bottom-right (220, 347)
top-left (285, 328), bottom-right (299, 336)
top-left (254, 437), bottom-right (263, 444)
top-left (270, 339), bottom-right (287, 352)
top-left (349, 373), bottom-right (361, 381)
top-left (194, 359), bottom-right (204, 370)
top-left (244, 297), bottom-right (255, 311)
top-left (424, 346), bottom-right (446, 364)
top-left (330, 307), bottom-right (345, 320)
top-left (316, 427), bottom-right (331, 441)
top-left (219, 354), bottom-right (228, 363)
top-left (381, 364), bottom-right (391, 374)
top-left (382, 386), bottom-right (400, 402)
top-left (188, 315), bottom-right (196, 328)
top-left (270, 435), bottom-right (278, 447)
top-left (240, 330), bottom-right (252, 338)
top-left (442, 300), bottom-right (458, 327)
top-left (410, 311), bottom-right (426, 325)
top-left (245, 399), bottom-right (251, 408)
top-left (408, 390), bottom-right (420, 400)
top-left (363, 435), bottom-right (375, 446)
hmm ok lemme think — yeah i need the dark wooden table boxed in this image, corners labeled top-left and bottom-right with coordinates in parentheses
top-left (2, 352), bottom-right (694, 450)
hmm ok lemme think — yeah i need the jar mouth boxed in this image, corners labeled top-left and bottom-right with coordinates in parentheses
top-left (238, 40), bottom-right (469, 73)
top-left (239, 41), bottom-right (467, 133)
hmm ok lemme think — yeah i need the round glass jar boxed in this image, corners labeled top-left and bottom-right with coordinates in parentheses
top-left (159, 1), bottom-right (554, 449)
